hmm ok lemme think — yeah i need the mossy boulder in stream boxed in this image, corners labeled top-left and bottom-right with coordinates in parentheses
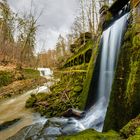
top-left (0, 118), bottom-right (21, 131)
top-left (25, 94), bottom-right (37, 108)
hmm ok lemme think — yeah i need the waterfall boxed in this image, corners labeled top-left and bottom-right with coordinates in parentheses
top-left (79, 13), bottom-right (129, 132)
top-left (37, 68), bottom-right (53, 77)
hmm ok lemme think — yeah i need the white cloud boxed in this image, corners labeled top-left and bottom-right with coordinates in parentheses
top-left (7, 0), bottom-right (80, 53)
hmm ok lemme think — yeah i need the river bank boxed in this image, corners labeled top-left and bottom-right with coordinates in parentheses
top-left (0, 85), bottom-right (49, 140)
top-left (0, 67), bottom-right (53, 140)
top-left (0, 66), bottom-right (47, 101)
top-left (25, 67), bottom-right (86, 118)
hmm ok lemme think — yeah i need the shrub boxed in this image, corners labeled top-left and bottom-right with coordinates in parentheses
top-left (25, 94), bottom-right (37, 108)
top-left (0, 71), bottom-right (14, 87)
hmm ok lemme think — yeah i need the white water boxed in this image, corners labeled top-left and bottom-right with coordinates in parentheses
top-left (37, 68), bottom-right (53, 77)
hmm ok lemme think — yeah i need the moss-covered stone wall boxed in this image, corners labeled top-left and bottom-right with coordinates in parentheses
top-left (80, 36), bottom-right (101, 110)
top-left (104, 5), bottom-right (140, 131)
top-left (64, 40), bottom-right (93, 68)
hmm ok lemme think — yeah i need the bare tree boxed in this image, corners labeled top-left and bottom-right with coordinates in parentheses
top-left (0, 0), bottom-right (40, 67)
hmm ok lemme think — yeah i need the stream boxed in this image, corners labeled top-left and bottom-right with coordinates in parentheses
top-left (0, 69), bottom-right (53, 140)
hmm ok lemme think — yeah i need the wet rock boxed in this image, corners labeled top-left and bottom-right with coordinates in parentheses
top-left (46, 117), bottom-right (69, 127)
top-left (61, 118), bottom-right (85, 135)
top-left (0, 118), bottom-right (21, 131)
top-left (61, 124), bottom-right (82, 135)
top-left (43, 127), bottom-right (62, 136)
top-left (91, 116), bottom-right (104, 128)
top-left (34, 136), bottom-right (57, 140)
top-left (8, 123), bottom-right (44, 140)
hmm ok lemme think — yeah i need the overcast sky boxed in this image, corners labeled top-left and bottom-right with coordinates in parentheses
top-left (7, 0), bottom-right (80, 53)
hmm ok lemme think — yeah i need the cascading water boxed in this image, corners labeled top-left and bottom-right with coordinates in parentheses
top-left (38, 68), bottom-right (53, 77)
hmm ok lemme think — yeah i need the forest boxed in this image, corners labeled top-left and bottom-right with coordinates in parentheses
top-left (0, 0), bottom-right (140, 140)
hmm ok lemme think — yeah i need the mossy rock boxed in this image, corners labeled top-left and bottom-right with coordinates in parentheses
top-left (105, 12), bottom-right (112, 22)
top-left (57, 129), bottom-right (121, 140)
top-left (128, 127), bottom-right (140, 140)
top-left (74, 86), bottom-right (83, 93)
top-left (0, 68), bottom-right (40, 88)
top-left (25, 94), bottom-right (37, 108)
top-left (0, 118), bottom-right (21, 131)
top-left (120, 115), bottom-right (140, 139)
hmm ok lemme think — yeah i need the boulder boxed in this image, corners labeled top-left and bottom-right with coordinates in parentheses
top-left (8, 123), bottom-right (44, 140)
top-left (0, 118), bottom-right (21, 131)
top-left (43, 127), bottom-right (62, 136)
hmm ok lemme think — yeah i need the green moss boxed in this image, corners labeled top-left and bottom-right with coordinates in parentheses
top-left (0, 71), bottom-right (14, 87)
top-left (23, 68), bottom-right (40, 79)
top-left (57, 115), bottom-right (140, 140)
top-left (58, 120), bottom-right (140, 140)
top-left (74, 86), bottom-right (83, 93)
top-left (120, 115), bottom-right (140, 139)
top-left (0, 68), bottom-right (40, 88)
top-left (125, 61), bottom-right (139, 105)
top-left (105, 12), bottom-right (112, 22)
top-left (25, 94), bottom-right (37, 108)
top-left (26, 71), bottom-right (86, 117)
top-left (57, 129), bottom-right (120, 140)
top-left (80, 35), bottom-right (100, 110)
top-left (65, 40), bottom-right (94, 67)
top-left (128, 127), bottom-right (140, 140)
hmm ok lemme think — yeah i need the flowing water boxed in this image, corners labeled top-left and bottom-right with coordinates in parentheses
top-left (0, 69), bottom-right (53, 140)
